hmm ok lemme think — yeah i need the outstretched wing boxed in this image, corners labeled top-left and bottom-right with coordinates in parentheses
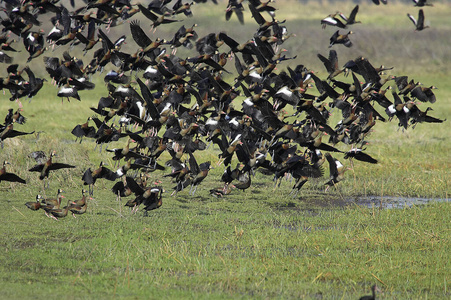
top-left (29, 164), bottom-right (44, 172)
top-left (347, 5), bottom-right (359, 24)
top-left (136, 77), bottom-right (159, 120)
top-left (417, 9), bottom-right (425, 28)
top-left (1, 172), bottom-right (26, 184)
top-left (49, 163), bottom-right (76, 171)
top-left (130, 20), bottom-right (152, 49)
top-left (188, 151), bottom-right (200, 175)
top-left (407, 13), bottom-right (417, 26)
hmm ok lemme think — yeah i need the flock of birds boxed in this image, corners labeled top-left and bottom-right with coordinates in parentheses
top-left (0, 0), bottom-right (445, 225)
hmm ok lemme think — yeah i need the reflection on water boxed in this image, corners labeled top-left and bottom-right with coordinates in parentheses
top-left (352, 196), bottom-right (449, 209)
top-left (273, 196), bottom-right (449, 232)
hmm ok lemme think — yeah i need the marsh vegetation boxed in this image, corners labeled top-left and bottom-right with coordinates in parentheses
top-left (1, 0), bottom-right (450, 299)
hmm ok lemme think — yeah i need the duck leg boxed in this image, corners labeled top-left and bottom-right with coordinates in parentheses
top-left (216, 157), bottom-right (225, 167)
top-left (192, 185), bottom-right (198, 196)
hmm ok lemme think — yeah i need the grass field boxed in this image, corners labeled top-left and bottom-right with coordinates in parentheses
top-left (1, 0), bottom-right (450, 299)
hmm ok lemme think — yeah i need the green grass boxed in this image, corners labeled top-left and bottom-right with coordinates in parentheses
top-left (1, 0), bottom-right (451, 299)
top-left (1, 195), bottom-right (450, 299)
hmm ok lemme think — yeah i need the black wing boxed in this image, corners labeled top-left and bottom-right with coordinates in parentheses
top-left (138, 4), bottom-right (158, 22)
top-left (130, 20), bottom-right (152, 49)
top-left (136, 77), bottom-right (159, 120)
top-left (0, 172), bottom-right (26, 184)
top-left (325, 153), bottom-right (338, 179)
top-left (82, 168), bottom-right (93, 185)
top-left (248, 2), bottom-right (266, 26)
top-left (98, 29), bottom-right (114, 50)
top-left (347, 5), bottom-right (359, 24)
top-left (49, 163), bottom-right (76, 171)
top-left (417, 9), bottom-right (425, 29)
top-left (188, 151), bottom-right (200, 175)
top-left (29, 163), bottom-right (44, 173)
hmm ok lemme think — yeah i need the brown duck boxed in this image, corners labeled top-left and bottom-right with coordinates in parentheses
top-left (41, 189), bottom-right (65, 217)
top-left (28, 151), bottom-right (76, 188)
top-left (49, 199), bottom-right (72, 220)
top-left (25, 195), bottom-right (43, 211)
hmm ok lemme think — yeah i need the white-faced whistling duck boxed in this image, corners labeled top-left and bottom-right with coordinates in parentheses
top-left (386, 91), bottom-right (410, 130)
top-left (0, 161), bottom-right (26, 184)
top-left (82, 161), bottom-right (118, 196)
top-left (225, 0), bottom-right (245, 25)
top-left (359, 284), bottom-right (381, 300)
top-left (344, 148), bottom-right (378, 166)
top-left (172, 0), bottom-right (195, 17)
top-left (29, 151), bottom-right (76, 188)
top-left (217, 133), bottom-right (242, 166)
top-left (409, 106), bottom-right (446, 128)
top-left (324, 153), bottom-right (348, 192)
top-left (75, 20), bottom-right (99, 55)
top-left (248, 2), bottom-right (285, 35)
top-left (41, 189), bottom-right (65, 218)
top-left (407, 9), bottom-right (429, 31)
top-left (111, 176), bottom-right (141, 201)
top-left (25, 195), bottom-right (43, 211)
top-left (321, 13), bottom-right (347, 30)
top-left (57, 83), bottom-right (80, 102)
top-left (123, 178), bottom-right (162, 213)
top-left (71, 189), bottom-right (89, 207)
top-left (49, 199), bottom-right (72, 221)
top-left (0, 123), bottom-right (35, 148)
top-left (210, 183), bottom-right (235, 198)
top-left (71, 117), bottom-right (96, 143)
top-left (68, 190), bottom-right (90, 218)
top-left (317, 49), bottom-right (343, 80)
top-left (143, 187), bottom-right (164, 216)
top-left (410, 85), bottom-right (437, 103)
top-left (329, 30), bottom-right (353, 48)
top-left (413, 0), bottom-right (433, 7)
top-left (188, 151), bottom-right (211, 195)
top-left (68, 201), bottom-right (88, 218)
top-left (339, 5), bottom-right (361, 26)
top-left (221, 163), bottom-right (242, 188)
top-left (137, 4), bottom-right (181, 31)
top-left (234, 170), bottom-right (252, 191)
top-left (169, 25), bottom-right (197, 54)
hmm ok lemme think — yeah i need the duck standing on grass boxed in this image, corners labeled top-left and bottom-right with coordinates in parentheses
top-left (49, 199), bottom-right (72, 221)
top-left (25, 195), bottom-right (43, 211)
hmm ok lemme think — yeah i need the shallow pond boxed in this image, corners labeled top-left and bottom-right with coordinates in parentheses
top-left (351, 196), bottom-right (449, 209)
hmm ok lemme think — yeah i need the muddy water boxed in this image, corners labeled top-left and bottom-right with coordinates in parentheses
top-left (351, 196), bottom-right (449, 209)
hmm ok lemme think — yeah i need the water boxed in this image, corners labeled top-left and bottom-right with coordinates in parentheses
top-left (351, 196), bottom-right (449, 209)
